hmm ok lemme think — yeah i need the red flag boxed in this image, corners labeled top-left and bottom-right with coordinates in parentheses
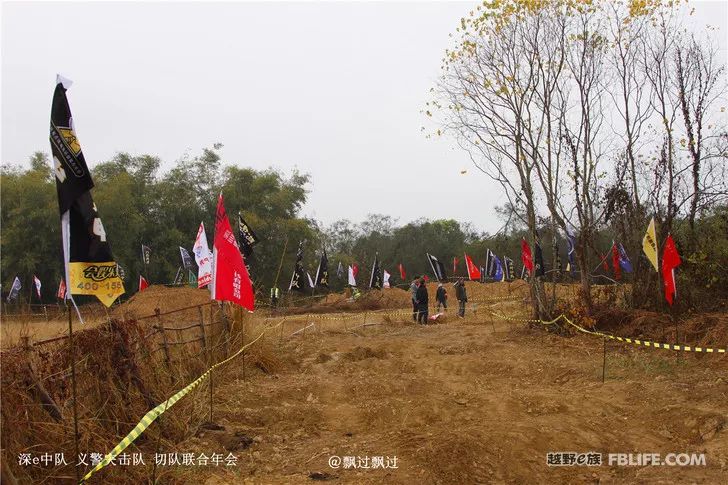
top-left (453, 256), bottom-right (459, 274)
top-left (352, 264), bottom-right (359, 278)
top-left (57, 278), bottom-right (66, 300)
top-left (211, 193), bottom-right (255, 311)
top-left (662, 234), bottom-right (682, 306)
top-left (611, 243), bottom-right (621, 280)
top-left (521, 238), bottom-right (533, 275)
top-left (601, 253), bottom-right (609, 271)
top-left (423, 275), bottom-right (430, 283)
top-left (398, 263), bottom-right (406, 281)
top-left (139, 275), bottom-right (149, 292)
top-left (464, 253), bottom-right (481, 281)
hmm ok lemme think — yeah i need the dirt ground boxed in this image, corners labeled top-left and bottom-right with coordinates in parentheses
top-left (160, 301), bottom-right (728, 484)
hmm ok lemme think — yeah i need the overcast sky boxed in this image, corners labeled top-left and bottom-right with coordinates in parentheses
top-left (2, 1), bottom-right (726, 234)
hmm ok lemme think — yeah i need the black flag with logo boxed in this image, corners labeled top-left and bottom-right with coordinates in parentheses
top-left (369, 253), bottom-right (383, 289)
top-left (179, 247), bottom-right (194, 270)
top-left (238, 212), bottom-right (258, 275)
top-left (238, 213), bottom-right (258, 256)
top-left (504, 257), bottom-right (515, 281)
top-left (51, 76), bottom-right (124, 307)
top-left (141, 245), bottom-right (151, 265)
top-left (314, 250), bottom-right (329, 288)
top-left (426, 253), bottom-right (447, 282)
top-left (288, 241), bottom-right (305, 292)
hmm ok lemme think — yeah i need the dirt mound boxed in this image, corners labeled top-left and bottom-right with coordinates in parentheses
top-left (593, 306), bottom-right (728, 349)
top-left (112, 285), bottom-right (212, 319)
top-left (282, 288), bottom-right (412, 316)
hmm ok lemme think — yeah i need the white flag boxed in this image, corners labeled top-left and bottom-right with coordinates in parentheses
top-left (6, 276), bottom-right (22, 302)
top-left (383, 270), bottom-right (391, 288)
top-left (193, 222), bottom-right (213, 289)
top-left (348, 265), bottom-right (356, 286)
top-left (33, 275), bottom-right (42, 299)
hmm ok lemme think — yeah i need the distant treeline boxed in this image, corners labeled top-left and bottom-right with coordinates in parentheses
top-left (2, 146), bottom-right (726, 310)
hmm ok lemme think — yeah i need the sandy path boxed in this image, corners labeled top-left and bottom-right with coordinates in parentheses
top-left (173, 309), bottom-right (728, 484)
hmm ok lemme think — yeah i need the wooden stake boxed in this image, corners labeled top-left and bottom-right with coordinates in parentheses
top-left (197, 306), bottom-right (207, 350)
top-left (67, 308), bottom-right (81, 484)
top-left (602, 337), bottom-right (607, 383)
top-left (155, 309), bottom-right (172, 377)
top-left (241, 309), bottom-right (246, 382)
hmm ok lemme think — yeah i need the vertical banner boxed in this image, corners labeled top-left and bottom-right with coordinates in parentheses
top-left (464, 253), bottom-right (481, 281)
top-left (369, 252), bottom-right (382, 289)
top-left (314, 250), bottom-right (329, 288)
top-left (33, 275), bottom-right (42, 299)
top-left (141, 245), bottom-right (151, 265)
top-left (6, 277), bottom-right (21, 302)
top-left (50, 76), bottom-right (124, 307)
top-left (643, 217), bottom-right (659, 271)
top-left (662, 234), bottom-right (681, 306)
top-left (521, 238), bottom-right (533, 276)
top-left (288, 241), bottom-right (305, 292)
top-left (426, 253), bottom-right (446, 282)
top-left (193, 222), bottom-right (213, 288)
top-left (211, 194), bottom-right (255, 310)
top-left (179, 247), bottom-right (194, 270)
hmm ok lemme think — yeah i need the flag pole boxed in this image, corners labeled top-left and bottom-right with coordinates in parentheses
top-left (67, 306), bottom-right (81, 483)
top-left (273, 236), bottom-right (289, 289)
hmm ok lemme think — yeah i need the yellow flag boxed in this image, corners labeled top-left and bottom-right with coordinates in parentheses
top-left (69, 262), bottom-right (125, 307)
top-left (642, 217), bottom-right (659, 271)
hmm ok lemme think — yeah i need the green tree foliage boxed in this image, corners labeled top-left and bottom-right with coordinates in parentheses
top-left (1, 147), bottom-right (316, 303)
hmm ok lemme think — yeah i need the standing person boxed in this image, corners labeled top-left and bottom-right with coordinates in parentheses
top-left (416, 278), bottom-right (429, 324)
top-left (270, 285), bottom-right (280, 310)
top-left (455, 278), bottom-right (467, 318)
top-left (409, 278), bottom-right (420, 322)
top-left (435, 283), bottom-right (447, 313)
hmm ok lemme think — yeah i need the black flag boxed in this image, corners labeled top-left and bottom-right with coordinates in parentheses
top-left (238, 212), bottom-right (258, 276)
top-left (51, 76), bottom-right (124, 307)
top-left (141, 245), bottom-right (151, 265)
top-left (336, 261), bottom-right (344, 279)
top-left (173, 267), bottom-right (184, 285)
top-left (314, 250), bottom-right (329, 288)
top-left (486, 249), bottom-right (496, 278)
top-left (369, 252), bottom-right (383, 289)
top-left (179, 247), bottom-right (194, 270)
top-left (288, 241), bottom-right (305, 292)
top-left (238, 212), bottom-right (258, 257)
top-left (426, 253), bottom-right (447, 282)
top-left (504, 257), bottom-right (515, 281)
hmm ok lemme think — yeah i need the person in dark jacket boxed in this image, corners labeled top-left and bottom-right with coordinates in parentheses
top-left (415, 278), bottom-right (429, 324)
top-left (435, 283), bottom-right (447, 313)
top-left (455, 278), bottom-right (467, 318)
top-left (409, 278), bottom-right (420, 322)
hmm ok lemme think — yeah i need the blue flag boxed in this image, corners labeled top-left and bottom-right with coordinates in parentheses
top-left (618, 243), bottom-right (633, 272)
top-left (493, 255), bottom-right (504, 282)
top-left (566, 229), bottom-right (577, 275)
